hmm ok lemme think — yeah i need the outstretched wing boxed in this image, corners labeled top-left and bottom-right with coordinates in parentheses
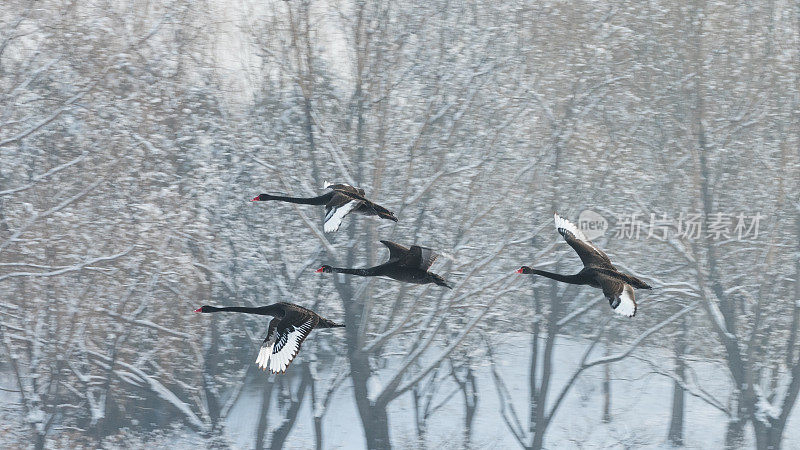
top-left (256, 318), bottom-right (279, 371)
top-left (418, 247), bottom-right (438, 271)
top-left (380, 240), bottom-right (410, 262)
top-left (324, 182), bottom-right (396, 221)
top-left (595, 274), bottom-right (636, 317)
top-left (324, 182), bottom-right (368, 200)
top-left (324, 192), bottom-right (362, 233)
top-left (402, 245), bottom-right (438, 270)
top-left (255, 313), bottom-right (317, 374)
top-left (594, 267), bottom-right (653, 290)
top-left (554, 213), bottom-right (613, 268)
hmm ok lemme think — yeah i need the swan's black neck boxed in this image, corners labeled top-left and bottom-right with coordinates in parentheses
top-left (259, 192), bottom-right (332, 205)
top-left (204, 305), bottom-right (283, 316)
top-left (329, 266), bottom-right (384, 277)
top-left (529, 269), bottom-right (588, 285)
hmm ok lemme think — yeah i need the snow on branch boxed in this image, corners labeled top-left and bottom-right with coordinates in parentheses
top-left (485, 332), bottom-right (529, 448)
top-left (0, 246), bottom-right (134, 283)
top-left (0, 178), bottom-right (104, 254)
top-left (86, 350), bottom-right (207, 431)
top-left (698, 282), bottom-right (737, 342)
top-left (0, 152), bottom-right (87, 196)
top-left (403, 155), bottom-right (491, 207)
top-left (546, 302), bottom-right (699, 424)
top-left (556, 297), bottom-right (603, 327)
top-left (632, 354), bottom-right (730, 415)
top-left (305, 107), bottom-right (356, 185)
top-left (382, 278), bottom-right (518, 403)
top-left (96, 308), bottom-right (192, 340)
top-left (0, 8), bottom-right (166, 148)
top-left (192, 262), bottom-right (236, 295)
top-left (0, 87), bottom-right (93, 147)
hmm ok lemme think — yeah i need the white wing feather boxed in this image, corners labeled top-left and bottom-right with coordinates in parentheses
top-left (612, 285), bottom-right (637, 317)
top-left (324, 200), bottom-right (359, 233)
top-left (554, 213), bottom-right (590, 242)
top-left (255, 320), bottom-right (315, 374)
top-left (554, 212), bottom-right (607, 256)
top-left (256, 335), bottom-right (276, 371)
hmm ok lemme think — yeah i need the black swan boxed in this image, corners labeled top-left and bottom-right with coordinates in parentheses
top-left (316, 240), bottom-right (452, 289)
top-left (251, 181), bottom-right (398, 232)
top-left (194, 302), bottom-right (344, 373)
top-left (516, 213), bottom-right (651, 317)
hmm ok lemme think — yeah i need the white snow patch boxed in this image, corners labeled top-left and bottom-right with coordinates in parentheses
top-left (221, 333), bottom-right (800, 449)
top-left (754, 386), bottom-right (782, 424)
top-left (367, 376), bottom-right (383, 403)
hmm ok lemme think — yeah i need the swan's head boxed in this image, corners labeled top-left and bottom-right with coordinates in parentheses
top-left (316, 265), bottom-right (334, 273)
top-left (251, 194), bottom-right (268, 201)
top-left (516, 266), bottom-right (533, 274)
top-left (194, 305), bottom-right (214, 313)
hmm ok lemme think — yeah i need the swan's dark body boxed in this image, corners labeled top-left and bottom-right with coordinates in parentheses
top-left (517, 213), bottom-right (651, 317)
top-left (252, 182), bottom-right (397, 232)
top-left (194, 302), bottom-right (343, 373)
top-left (317, 240), bottom-right (452, 289)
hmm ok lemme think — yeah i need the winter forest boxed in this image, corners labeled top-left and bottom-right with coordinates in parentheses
top-left (1, 0), bottom-right (799, 449)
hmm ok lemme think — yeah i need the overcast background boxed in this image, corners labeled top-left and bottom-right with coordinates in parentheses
top-left (1, 0), bottom-right (799, 449)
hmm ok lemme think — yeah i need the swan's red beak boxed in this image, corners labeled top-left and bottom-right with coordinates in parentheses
top-left (315, 267), bottom-right (324, 273)
top-left (251, 196), bottom-right (259, 202)
top-left (194, 307), bottom-right (202, 313)
top-left (516, 267), bottom-right (524, 274)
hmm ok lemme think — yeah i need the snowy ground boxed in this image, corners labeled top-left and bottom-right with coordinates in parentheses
top-left (224, 333), bottom-right (800, 449)
top-left (3, 333), bottom-right (798, 448)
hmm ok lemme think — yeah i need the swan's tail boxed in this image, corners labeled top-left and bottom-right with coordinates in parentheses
top-left (317, 318), bottom-right (345, 328)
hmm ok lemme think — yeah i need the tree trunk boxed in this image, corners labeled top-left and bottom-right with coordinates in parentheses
top-left (530, 287), bottom-right (559, 450)
top-left (528, 317), bottom-right (539, 436)
top-left (667, 317), bottom-right (687, 446)
top-left (310, 371), bottom-right (324, 450)
top-left (254, 378), bottom-right (274, 450)
top-left (724, 417), bottom-right (746, 450)
top-left (462, 367), bottom-right (478, 449)
top-left (762, 423), bottom-right (785, 450)
top-left (363, 405), bottom-right (392, 450)
top-left (531, 425), bottom-right (546, 450)
top-left (338, 270), bottom-right (392, 449)
top-left (269, 368), bottom-right (310, 450)
top-left (34, 433), bottom-right (46, 450)
top-left (602, 338), bottom-right (612, 424)
top-left (341, 3), bottom-right (394, 447)
top-left (314, 416), bottom-right (323, 450)
top-left (412, 387), bottom-right (427, 446)
top-left (752, 418), bottom-right (784, 450)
